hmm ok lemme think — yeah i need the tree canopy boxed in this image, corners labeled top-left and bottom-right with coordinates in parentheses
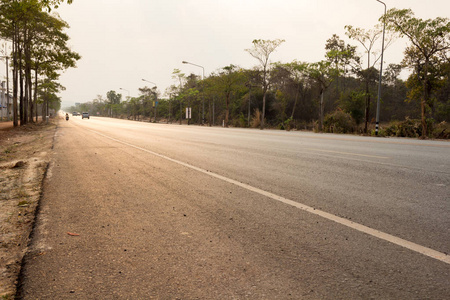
top-left (0, 0), bottom-right (79, 125)
top-left (384, 8), bottom-right (450, 137)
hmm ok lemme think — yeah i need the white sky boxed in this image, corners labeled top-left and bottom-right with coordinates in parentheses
top-left (1, 0), bottom-right (449, 107)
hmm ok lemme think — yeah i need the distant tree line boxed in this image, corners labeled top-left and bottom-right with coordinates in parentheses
top-left (14, 6), bottom-right (439, 138)
top-left (0, 0), bottom-right (79, 126)
top-left (70, 8), bottom-right (449, 138)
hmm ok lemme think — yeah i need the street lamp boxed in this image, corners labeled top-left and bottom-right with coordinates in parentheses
top-left (141, 78), bottom-right (156, 86)
top-left (142, 79), bottom-right (158, 122)
top-left (119, 87), bottom-right (130, 98)
top-left (182, 60), bottom-right (205, 124)
top-left (375, 0), bottom-right (386, 136)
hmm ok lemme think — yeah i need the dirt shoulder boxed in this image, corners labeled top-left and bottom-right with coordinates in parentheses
top-left (0, 120), bottom-right (57, 299)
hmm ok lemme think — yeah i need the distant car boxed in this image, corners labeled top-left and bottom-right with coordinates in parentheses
top-left (72, 112), bottom-right (78, 116)
top-left (82, 112), bottom-right (90, 119)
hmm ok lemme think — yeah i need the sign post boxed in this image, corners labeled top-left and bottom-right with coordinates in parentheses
top-left (186, 107), bottom-right (191, 125)
top-left (185, 107), bottom-right (191, 119)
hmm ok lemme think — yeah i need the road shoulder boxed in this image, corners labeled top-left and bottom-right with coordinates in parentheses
top-left (0, 121), bottom-right (56, 299)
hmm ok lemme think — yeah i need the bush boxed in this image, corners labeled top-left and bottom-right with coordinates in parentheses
top-left (432, 121), bottom-right (450, 139)
top-left (379, 117), bottom-right (446, 138)
top-left (382, 121), bottom-right (398, 136)
top-left (339, 90), bottom-right (365, 125)
top-left (251, 109), bottom-right (261, 128)
top-left (378, 118), bottom-right (420, 137)
top-left (239, 112), bottom-right (247, 128)
top-left (323, 110), bottom-right (356, 133)
top-left (395, 117), bottom-right (421, 137)
top-left (230, 114), bottom-right (246, 128)
top-left (278, 117), bottom-right (293, 131)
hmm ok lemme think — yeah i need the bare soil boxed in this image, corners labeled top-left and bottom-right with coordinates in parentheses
top-left (0, 120), bottom-right (56, 299)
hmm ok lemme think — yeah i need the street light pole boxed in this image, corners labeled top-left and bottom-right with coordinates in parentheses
top-left (375, 0), bottom-right (386, 136)
top-left (182, 61), bottom-right (205, 125)
top-left (142, 79), bottom-right (157, 122)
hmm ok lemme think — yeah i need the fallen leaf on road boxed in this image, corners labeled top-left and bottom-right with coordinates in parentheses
top-left (67, 232), bottom-right (80, 236)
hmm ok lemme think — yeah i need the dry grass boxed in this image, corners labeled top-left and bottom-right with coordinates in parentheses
top-left (251, 109), bottom-right (261, 128)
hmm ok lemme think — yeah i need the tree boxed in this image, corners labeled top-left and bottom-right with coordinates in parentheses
top-left (325, 34), bottom-right (358, 94)
top-left (270, 61), bottom-right (316, 129)
top-left (30, 10), bottom-right (80, 121)
top-left (171, 68), bottom-right (186, 124)
top-left (245, 38), bottom-right (285, 129)
top-left (106, 90), bottom-right (122, 117)
top-left (305, 61), bottom-right (334, 131)
top-left (37, 72), bottom-right (64, 118)
top-left (384, 8), bottom-right (450, 137)
top-left (213, 65), bottom-right (245, 127)
top-left (139, 86), bottom-right (159, 122)
top-left (345, 25), bottom-right (395, 133)
top-left (0, 0), bottom-right (77, 126)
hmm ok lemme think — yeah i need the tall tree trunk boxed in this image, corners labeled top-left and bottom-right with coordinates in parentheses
top-left (25, 54), bottom-right (33, 123)
top-left (24, 66), bottom-right (28, 122)
top-left (12, 28), bottom-right (19, 127)
top-left (27, 60), bottom-right (33, 123)
top-left (364, 79), bottom-right (370, 134)
top-left (261, 88), bottom-right (267, 130)
top-left (364, 55), bottom-right (371, 134)
top-left (319, 89), bottom-right (324, 132)
top-left (225, 92), bottom-right (230, 127)
top-left (290, 85), bottom-right (300, 119)
top-left (19, 46), bottom-right (25, 125)
top-left (24, 27), bottom-right (32, 123)
top-left (41, 94), bottom-right (45, 120)
top-left (260, 66), bottom-right (267, 130)
top-left (34, 68), bottom-right (38, 122)
top-left (421, 59), bottom-right (430, 138)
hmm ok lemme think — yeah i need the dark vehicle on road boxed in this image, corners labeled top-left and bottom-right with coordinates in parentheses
top-left (82, 112), bottom-right (90, 119)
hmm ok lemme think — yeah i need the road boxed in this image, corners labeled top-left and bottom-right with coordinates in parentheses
top-left (18, 116), bottom-right (450, 299)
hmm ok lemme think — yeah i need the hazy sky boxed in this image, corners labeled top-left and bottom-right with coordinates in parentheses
top-left (2, 0), bottom-right (449, 108)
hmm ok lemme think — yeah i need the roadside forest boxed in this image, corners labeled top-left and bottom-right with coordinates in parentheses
top-left (73, 8), bottom-right (449, 138)
top-left (0, 0), bottom-right (80, 126)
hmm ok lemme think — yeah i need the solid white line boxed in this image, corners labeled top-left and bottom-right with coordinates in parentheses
top-left (90, 130), bottom-right (450, 265)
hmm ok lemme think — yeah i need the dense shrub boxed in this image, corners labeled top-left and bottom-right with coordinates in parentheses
top-left (378, 117), bottom-right (449, 139)
top-left (432, 121), bottom-right (450, 139)
top-left (378, 118), bottom-right (420, 137)
top-left (323, 110), bottom-right (356, 133)
top-left (278, 117), bottom-right (294, 131)
top-left (339, 90), bottom-right (365, 125)
top-left (230, 113), bottom-right (247, 128)
top-left (396, 117), bottom-right (421, 137)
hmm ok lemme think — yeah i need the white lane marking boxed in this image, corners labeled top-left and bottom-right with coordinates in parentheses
top-left (90, 130), bottom-right (450, 265)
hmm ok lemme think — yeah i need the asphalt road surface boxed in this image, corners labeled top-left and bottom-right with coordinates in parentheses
top-left (18, 116), bottom-right (450, 299)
